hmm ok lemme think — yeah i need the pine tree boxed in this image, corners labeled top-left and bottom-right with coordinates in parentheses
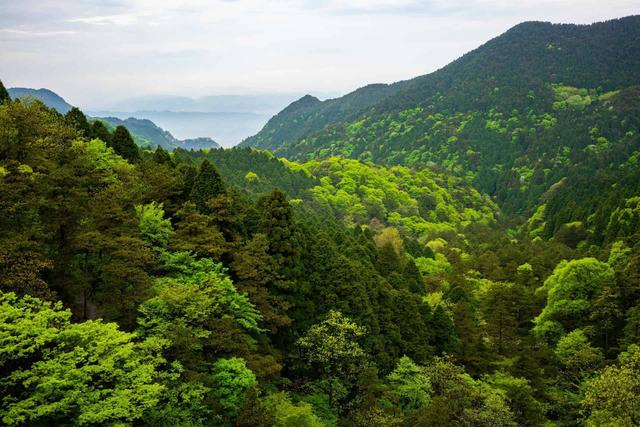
top-left (153, 146), bottom-right (173, 166)
top-left (258, 190), bottom-right (297, 263)
top-left (64, 107), bottom-right (91, 135)
top-left (432, 305), bottom-right (459, 355)
top-left (90, 120), bottom-right (112, 143)
top-left (376, 242), bottom-right (402, 277)
top-left (0, 80), bottom-right (10, 104)
top-left (190, 159), bottom-right (225, 212)
top-left (110, 125), bottom-right (141, 163)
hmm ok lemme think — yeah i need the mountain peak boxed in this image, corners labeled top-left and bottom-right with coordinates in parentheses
top-left (7, 87), bottom-right (73, 114)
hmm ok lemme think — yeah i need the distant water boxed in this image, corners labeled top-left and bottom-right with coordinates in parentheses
top-left (88, 110), bottom-right (271, 148)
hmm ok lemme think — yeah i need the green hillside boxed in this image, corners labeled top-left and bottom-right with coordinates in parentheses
top-left (243, 16), bottom-right (640, 242)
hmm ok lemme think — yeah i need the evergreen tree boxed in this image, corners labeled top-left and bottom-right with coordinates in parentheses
top-left (432, 305), bottom-right (458, 355)
top-left (153, 146), bottom-right (173, 166)
top-left (376, 242), bottom-right (402, 277)
top-left (258, 189), bottom-right (298, 265)
top-left (178, 163), bottom-right (198, 201)
top-left (172, 201), bottom-right (226, 259)
top-left (90, 120), bottom-right (112, 143)
top-left (0, 80), bottom-right (10, 104)
top-left (64, 107), bottom-right (91, 135)
top-left (189, 159), bottom-right (225, 212)
top-left (110, 125), bottom-right (141, 163)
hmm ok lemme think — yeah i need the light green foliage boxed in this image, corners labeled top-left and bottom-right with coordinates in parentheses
top-left (555, 330), bottom-right (603, 375)
top-left (297, 310), bottom-right (367, 378)
top-left (606, 197), bottom-right (640, 241)
top-left (552, 84), bottom-right (595, 110)
top-left (534, 258), bottom-right (614, 343)
top-left (386, 356), bottom-right (432, 414)
top-left (583, 345), bottom-right (640, 426)
top-left (138, 251), bottom-right (262, 350)
top-left (0, 291), bottom-right (165, 426)
top-left (291, 157), bottom-right (496, 239)
top-left (486, 372), bottom-right (545, 426)
top-left (244, 171), bottom-right (259, 182)
top-left (607, 241), bottom-right (631, 271)
top-left (415, 253), bottom-right (451, 277)
top-left (72, 138), bottom-right (135, 184)
top-left (552, 84), bottom-right (620, 111)
top-left (211, 357), bottom-right (256, 419)
top-left (265, 393), bottom-right (325, 427)
top-left (135, 202), bottom-right (174, 248)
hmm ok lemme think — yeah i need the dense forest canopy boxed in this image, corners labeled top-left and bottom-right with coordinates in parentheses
top-left (1, 15), bottom-right (640, 427)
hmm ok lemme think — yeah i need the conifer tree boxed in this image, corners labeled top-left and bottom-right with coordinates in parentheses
top-left (0, 80), bottom-right (10, 104)
top-left (90, 120), bottom-right (112, 143)
top-left (64, 107), bottom-right (91, 135)
top-left (258, 190), bottom-right (297, 263)
top-left (110, 125), bottom-right (141, 163)
top-left (190, 159), bottom-right (224, 212)
top-left (153, 146), bottom-right (173, 166)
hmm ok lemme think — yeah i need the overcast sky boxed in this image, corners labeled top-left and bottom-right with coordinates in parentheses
top-left (1, 0), bottom-right (637, 110)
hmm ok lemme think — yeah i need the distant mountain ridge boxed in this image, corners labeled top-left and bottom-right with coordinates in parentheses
top-left (5, 87), bottom-right (220, 150)
top-left (96, 116), bottom-right (220, 150)
top-left (105, 93), bottom-right (303, 114)
top-left (8, 87), bottom-right (74, 114)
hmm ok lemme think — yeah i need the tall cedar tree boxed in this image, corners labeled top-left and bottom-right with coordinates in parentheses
top-left (90, 120), bottom-right (112, 143)
top-left (110, 125), bottom-right (141, 163)
top-left (258, 190), bottom-right (297, 264)
top-left (153, 146), bottom-right (173, 166)
top-left (64, 107), bottom-right (91, 135)
top-left (190, 159), bottom-right (225, 212)
top-left (0, 80), bottom-right (9, 104)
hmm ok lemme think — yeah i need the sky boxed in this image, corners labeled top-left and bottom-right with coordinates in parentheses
top-left (1, 0), bottom-right (638, 110)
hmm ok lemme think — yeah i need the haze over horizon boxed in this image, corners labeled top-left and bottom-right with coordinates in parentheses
top-left (1, 0), bottom-right (638, 111)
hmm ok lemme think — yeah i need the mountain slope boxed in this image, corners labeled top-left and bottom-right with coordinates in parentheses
top-left (245, 16), bottom-right (640, 154)
top-left (242, 16), bottom-right (640, 230)
top-left (240, 83), bottom-right (402, 150)
top-left (7, 87), bottom-right (74, 113)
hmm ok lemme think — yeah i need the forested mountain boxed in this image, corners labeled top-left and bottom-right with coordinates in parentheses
top-left (244, 16), bottom-right (640, 154)
top-left (2, 15), bottom-right (640, 427)
top-left (7, 87), bottom-right (74, 113)
top-left (243, 17), bottom-right (640, 215)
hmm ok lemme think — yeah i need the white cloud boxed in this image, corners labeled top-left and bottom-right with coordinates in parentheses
top-left (0, 28), bottom-right (77, 37)
top-left (67, 13), bottom-right (139, 26)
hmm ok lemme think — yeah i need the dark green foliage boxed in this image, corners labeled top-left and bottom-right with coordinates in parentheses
top-left (64, 106), bottom-right (91, 135)
top-left (173, 146), bottom-right (317, 198)
top-left (89, 120), bottom-right (111, 143)
top-left (0, 80), bottom-right (9, 104)
top-left (153, 145), bottom-right (173, 165)
top-left (189, 159), bottom-right (225, 212)
top-left (258, 189), bottom-right (298, 263)
top-left (110, 125), bottom-right (141, 162)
